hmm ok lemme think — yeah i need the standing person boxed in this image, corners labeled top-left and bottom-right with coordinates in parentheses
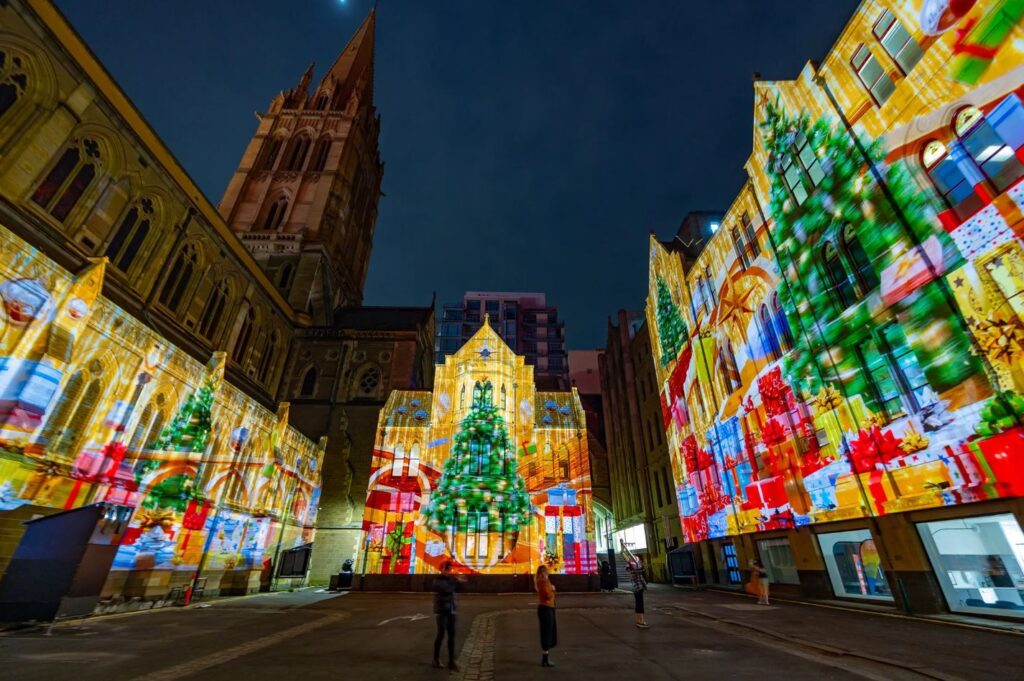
top-left (535, 565), bottom-right (558, 667)
top-left (749, 558), bottom-right (770, 605)
top-left (432, 561), bottom-right (464, 670)
top-left (627, 557), bottom-right (649, 628)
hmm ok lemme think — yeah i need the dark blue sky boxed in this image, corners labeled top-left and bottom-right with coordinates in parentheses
top-left (56, 0), bottom-right (859, 349)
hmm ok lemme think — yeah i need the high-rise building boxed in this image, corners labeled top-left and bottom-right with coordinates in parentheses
top-left (436, 292), bottom-right (568, 389)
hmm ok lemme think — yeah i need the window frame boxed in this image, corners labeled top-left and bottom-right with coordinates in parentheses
top-left (871, 9), bottom-right (924, 76)
top-left (851, 44), bottom-right (896, 106)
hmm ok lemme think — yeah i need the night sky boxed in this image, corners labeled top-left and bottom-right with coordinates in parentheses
top-left (56, 0), bottom-right (859, 350)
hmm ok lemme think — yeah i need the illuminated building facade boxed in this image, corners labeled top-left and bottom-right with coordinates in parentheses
top-left (647, 0), bottom-right (1024, 618)
top-left (360, 319), bottom-right (595, 575)
top-left (0, 0), bottom-right (431, 606)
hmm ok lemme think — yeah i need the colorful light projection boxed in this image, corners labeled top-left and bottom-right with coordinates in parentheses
top-left (0, 226), bottom-right (324, 594)
top-left (360, 321), bottom-right (595, 575)
top-left (647, 2), bottom-right (1024, 544)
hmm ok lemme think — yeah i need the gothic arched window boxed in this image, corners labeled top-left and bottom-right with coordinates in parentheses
top-left (159, 243), bottom-right (199, 312)
top-left (283, 135), bottom-right (311, 171)
top-left (954, 106), bottom-right (1024, 192)
top-left (310, 138), bottom-right (331, 171)
top-left (772, 292), bottom-right (794, 352)
top-left (258, 330), bottom-right (279, 383)
top-left (822, 240), bottom-right (856, 309)
top-left (260, 137), bottom-right (283, 170)
top-left (732, 226), bottom-right (749, 269)
top-left (299, 365), bottom-right (317, 397)
top-left (199, 279), bottom-right (230, 340)
top-left (759, 304), bottom-right (781, 361)
top-left (921, 139), bottom-right (980, 220)
top-left (277, 262), bottom-right (293, 289)
top-left (41, 360), bottom-right (105, 457)
top-left (0, 49), bottom-right (29, 122)
top-left (31, 138), bottom-right (101, 222)
top-left (841, 223), bottom-right (878, 294)
top-left (263, 197), bottom-right (288, 231)
top-left (232, 305), bottom-right (255, 363)
top-left (105, 197), bottom-right (154, 273)
top-left (356, 365), bottom-right (381, 398)
top-left (314, 92), bottom-right (330, 109)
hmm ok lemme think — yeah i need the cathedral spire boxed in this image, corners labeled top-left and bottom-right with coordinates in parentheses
top-left (319, 8), bottom-right (376, 110)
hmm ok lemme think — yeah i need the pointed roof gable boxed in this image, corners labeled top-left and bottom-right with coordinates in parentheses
top-left (319, 8), bottom-right (376, 109)
top-left (451, 314), bottom-right (514, 362)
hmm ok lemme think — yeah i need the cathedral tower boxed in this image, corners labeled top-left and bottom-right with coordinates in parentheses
top-left (218, 10), bottom-right (382, 322)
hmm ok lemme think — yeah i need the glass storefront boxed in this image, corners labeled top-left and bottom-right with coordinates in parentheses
top-left (757, 537), bottom-right (799, 585)
top-left (817, 529), bottom-right (893, 601)
top-left (917, 514), bottom-right (1024, 618)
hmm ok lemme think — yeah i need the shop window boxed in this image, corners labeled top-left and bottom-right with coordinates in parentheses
top-left (757, 537), bottom-right (800, 585)
top-left (721, 543), bottom-right (742, 584)
top-left (817, 529), bottom-right (893, 601)
top-left (872, 9), bottom-right (923, 75)
top-left (955, 106), bottom-right (1024, 193)
top-left (851, 44), bottom-right (896, 105)
top-left (917, 514), bottom-right (1024, 618)
top-left (921, 140), bottom-right (982, 220)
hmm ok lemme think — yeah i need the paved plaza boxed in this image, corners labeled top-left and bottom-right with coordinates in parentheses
top-left (3, 587), bottom-right (1021, 681)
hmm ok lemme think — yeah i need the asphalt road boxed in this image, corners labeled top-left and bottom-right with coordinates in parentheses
top-left (2, 587), bottom-right (1021, 681)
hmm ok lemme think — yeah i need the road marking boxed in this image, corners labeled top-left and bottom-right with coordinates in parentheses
top-left (129, 613), bottom-right (347, 681)
top-left (377, 613), bottom-right (430, 626)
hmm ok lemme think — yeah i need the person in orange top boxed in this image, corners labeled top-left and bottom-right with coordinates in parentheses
top-left (535, 565), bottom-right (557, 667)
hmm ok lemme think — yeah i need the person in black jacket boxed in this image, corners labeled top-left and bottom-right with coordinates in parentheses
top-left (432, 561), bottom-right (464, 670)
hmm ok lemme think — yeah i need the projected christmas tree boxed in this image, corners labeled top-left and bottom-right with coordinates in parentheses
top-left (151, 378), bottom-right (215, 453)
top-left (655, 276), bottom-right (687, 366)
top-left (422, 380), bottom-right (532, 564)
top-left (759, 98), bottom-right (980, 403)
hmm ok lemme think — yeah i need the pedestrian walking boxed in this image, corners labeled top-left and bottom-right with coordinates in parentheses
top-left (432, 560), bottom-right (464, 670)
top-left (627, 557), bottom-right (649, 628)
top-left (748, 558), bottom-right (770, 605)
top-left (535, 564), bottom-right (558, 667)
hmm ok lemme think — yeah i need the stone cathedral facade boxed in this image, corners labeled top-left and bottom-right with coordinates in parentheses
top-left (0, 0), bottom-right (432, 603)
